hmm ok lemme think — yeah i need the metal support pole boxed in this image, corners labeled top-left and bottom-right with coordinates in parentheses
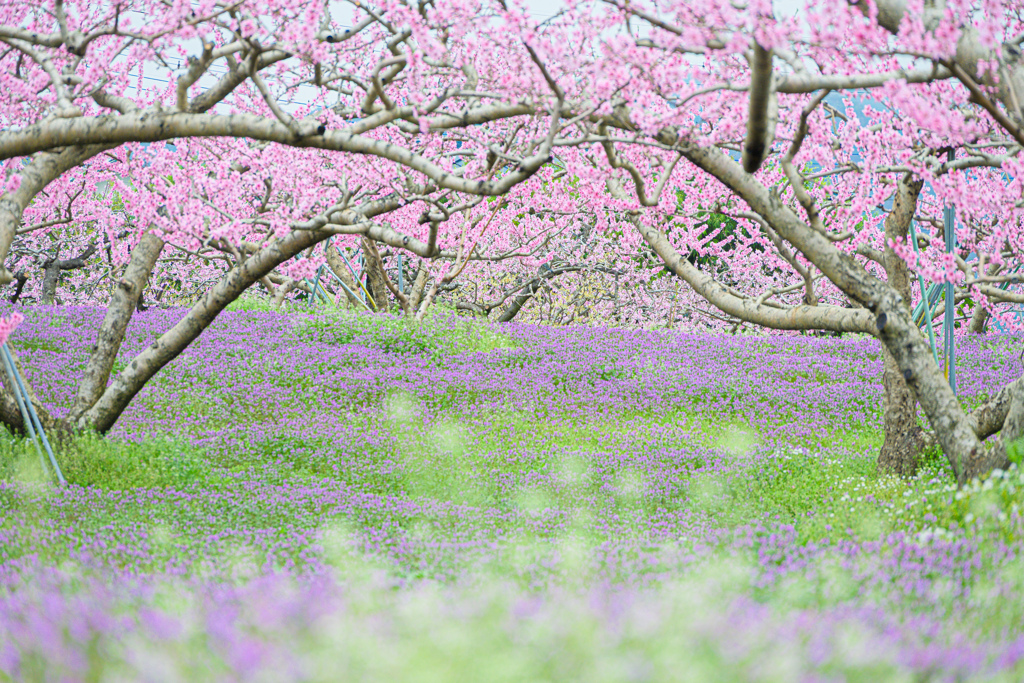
top-left (337, 250), bottom-right (369, 305)
top-left (316, 263), bottom-right (373, 312)
top-left (913, 283), bottom-right (944, 326)
top-left (308, 265), bottom-right (325, 307)
top-left (943, 148), bottom-right (957, 394)
top-left (1, 344), bottom-right (64, 485)
top-left (397, 253), bottom-right (404, 293)
top-left (2, 346), bottom-right (44, 472)
top-left (910, 220), bottom-right (940, 366)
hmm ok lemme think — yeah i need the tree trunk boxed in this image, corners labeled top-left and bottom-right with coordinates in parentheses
top-left (969, 304), bottom-right (989, 334)
top-left (360, 237), bottom-right (390, 313)
top-left (878, 347), bottom-right (925, 475)
top-left (39, 244), bottom-right (96, 305)
top-left (70, 233), bottom-right (164, 421)
top-left (40, 262), bottom-right (60, 304)
top-left (408, 260), bottom-right (429, 313)
top-left (78, 198), bottom-right (406, 433)
top-left (8, 270), bottom-right (27, 303)
top-left (673, 141), bottom-right (987, 482)
top-left (878, 175), bottom-right (925, 476)
top-left (497, 265), bottom-right (584, 322)
top-left (271, 277), bottom-right (297, 308)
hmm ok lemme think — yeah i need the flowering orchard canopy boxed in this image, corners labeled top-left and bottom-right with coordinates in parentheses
top-left (475, 0), bottom-right (1019, 337)
top-left (6, 0), bottom-right (1024, 322)
top-left (12, 0), bottom-right (1024, 333)
top-left (0, 0), bottom-right (606, 434)
top-left (6, 0), bottom-right (1024, 482)
top-left (0, 0), bottom-right (600, 309)
top-left (530, 0), bottom-right (1024, 482)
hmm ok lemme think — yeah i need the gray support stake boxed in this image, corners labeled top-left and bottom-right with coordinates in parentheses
top-left (339, 249), bottom-right (376, 306)
top-left (3, 344), bottom-right (64, 485)
top-left (943, 148), bottom-right (957, 394)
top-left (910, 220), bottom-right (940, 366)
top-left (308, 265), bottom-right (325, 307)
top-left (1, 346), bottom-right (45, 473)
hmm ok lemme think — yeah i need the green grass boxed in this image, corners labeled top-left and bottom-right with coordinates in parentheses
top-left (3, 391), bottom-right (1024, 679)
top-left (16, 339), bottom-right (62, 353)
top-left (3, 315), bottom-right (1024, 680)
top-left (0, 385), bottom-right (973, 561)
top-left (225, 294), bottom-right (292, 312)
top-left (0, 430), bottom-right (214, 490)
top-left (292, 308), bottom-right (518, 358)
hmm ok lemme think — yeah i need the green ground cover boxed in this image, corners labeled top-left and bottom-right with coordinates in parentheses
top-left (0, 306), bottom-right (1022, 681)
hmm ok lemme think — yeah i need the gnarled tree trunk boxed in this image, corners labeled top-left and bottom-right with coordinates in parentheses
top-left (969, 304), bottom-right (989, 334)
top-left (270, 277), bottom-right (298, 309)
top-left (40, 244), bottom-right (96, 305)
top-left (408, 260), bottom-right (430, 313)
top-left (69, 232), bottom-right (164, 423)
top-left (878, 348), bottom-right (924, 475)
top-left (360, 237), bottom-right (391, 313)
top-left (877, 175), bottom-right (925, 476)
top-left (8, 270), bottom-right (27, 303)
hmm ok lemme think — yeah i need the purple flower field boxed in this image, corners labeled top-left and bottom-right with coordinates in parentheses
top-left (1, 306), bottom-right (1023, 681)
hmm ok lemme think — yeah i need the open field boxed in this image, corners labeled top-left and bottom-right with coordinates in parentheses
top-left (1, 306), bottom-right (1024, 681)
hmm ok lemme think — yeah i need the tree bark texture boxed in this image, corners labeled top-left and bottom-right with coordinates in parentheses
top-left (360, 237), bottom-right (390, 312)
top-left (8, 271), bottom-right (27, 304)
top-left (408, 260), bottom-right (429, 313)
top-left (271, 277), bottom-right (298, 308)
top-left (877, 175), bottom-right (925, 476)
top-left (878, 347), bottom-right (924, 476)
top-left (970, 304), bottom-right (989, 334)
top-left (70, 232), bottom-right (165, 421)
top-left (496, 265), bottom-right (586, 322)
top-left (742, 43), bottom-right (775, 174)
top-left (40, 243), bottom-right (96, 305)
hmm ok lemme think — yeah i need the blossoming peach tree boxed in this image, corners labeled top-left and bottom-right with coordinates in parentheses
top-left (545, 0), bottom-right (1024, 482)
top-left (0, 0), bottom-right (598, 434)
top-left (7, 0), bottom-right (1024, 485)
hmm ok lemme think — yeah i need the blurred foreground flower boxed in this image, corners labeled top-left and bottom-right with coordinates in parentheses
top-left (0, 312), bottom-right (24, 346)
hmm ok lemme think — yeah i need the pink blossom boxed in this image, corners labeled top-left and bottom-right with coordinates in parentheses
top-left (0, 312), bottom-right (24, 346)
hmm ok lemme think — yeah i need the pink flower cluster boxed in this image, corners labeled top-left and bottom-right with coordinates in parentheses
top-left (0, 312), bottom-right (24, 346)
